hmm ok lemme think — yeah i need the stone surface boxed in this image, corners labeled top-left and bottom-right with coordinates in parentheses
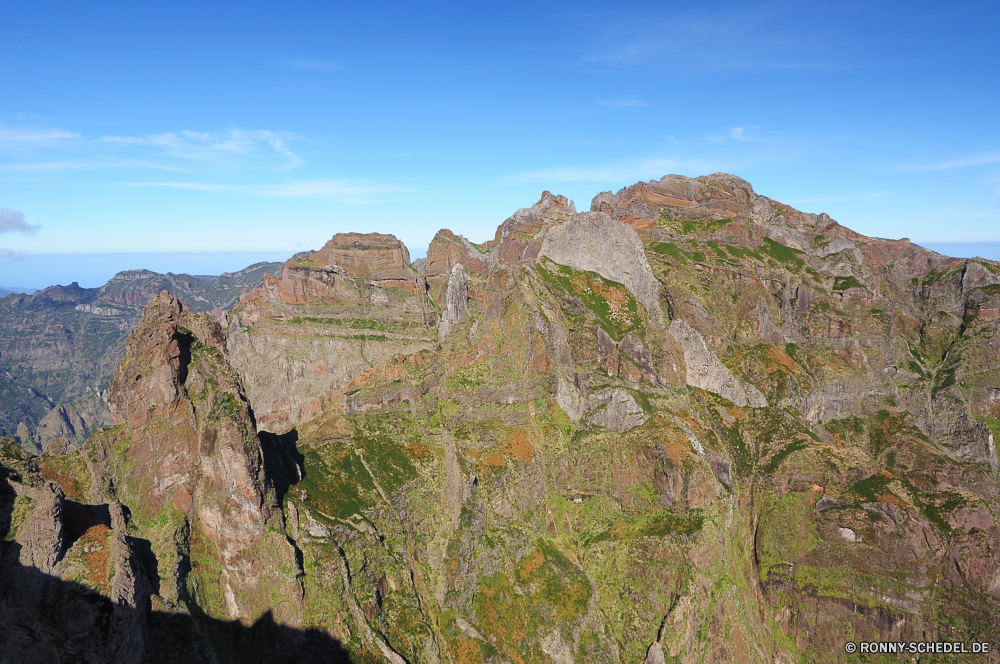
top-left (437, 263), bottom-right (469, 340)
top-left (2, 174), bottom-right (1000, 663)
top-left (668, 319), bottom-right (768, 407)
top-left (539, 211), bottom-right (665, 325)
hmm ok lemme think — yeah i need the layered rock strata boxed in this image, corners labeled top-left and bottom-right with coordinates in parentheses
top-left (2, 174), bottom-right (999, 663)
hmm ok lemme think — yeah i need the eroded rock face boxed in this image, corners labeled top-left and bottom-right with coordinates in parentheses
top-left (668, 319), bottom-right (767, 407)
top-left (4, 174), bottom-right (1000, 663)
top-left (319, 232), bottom-right (412, 277)
top-left (106, 292), bottom-right (301, 622)
top-left (437, 263), bottom-right (469, 340)
top-left (539, 211), bottom-right (665, 325)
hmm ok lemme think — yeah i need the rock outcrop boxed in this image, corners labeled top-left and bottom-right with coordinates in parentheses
top-left (437, 263), bottom-right (469, 339)
top-left (0, 262), bottom-right (283, 452)
top-left (3, 175), bottom-right (1000, 663)
top-left (105, 292), bottom-right (301, 621)
top-left (539, 211), bottom-right (665, 325)
top-left (668, 319), bottom-right (768, 407)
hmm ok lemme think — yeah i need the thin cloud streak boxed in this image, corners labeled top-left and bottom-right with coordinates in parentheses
top-left (578, 5), bottom-right (861, 72)
top-left (101, 128), bottom-right (303, 168)
top-left (134, 178), bottom-right (408, 202)
top-left (731, 126), bottom-right (758, 141)
top-left (901, 149), bottom-right (1000, 171)
top-left (0, 158), bottom-right (194, 173)
top-left (0, 125), bottom-right (81, 148)
top-left (597, 97), bottom-right (650, 109)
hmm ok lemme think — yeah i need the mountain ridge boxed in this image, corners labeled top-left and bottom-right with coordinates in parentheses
top-left (1, 172), bottom-right (999, 663)
top-left (0, 261), bottom-right (285, 453)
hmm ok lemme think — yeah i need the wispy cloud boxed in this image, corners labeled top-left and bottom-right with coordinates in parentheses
top-left (579, 5), bottom-right (858, 72)
top-left (0, 158), bottom-right (193, 173)
top-left (0, 247), bottom-right (26, 262)
top-left (0, 124), bottom-right (304, 174)
top-left (731, 126), bottom-right (758, 141)
top-left (597, 97), bottom-right (650, 109)
top-left (101, 128), bottom-right (303, 168)
top-left (133, 178), bottom-right (407, 203)
top-left (705, 133), bottom-right (726, 143)
top-left (0, 125), bottom-right (81, 149)
top-left (0, 209), bottom-right (39, 234)
top-left (281, 58), bottom-right (342, 71)
top-left (900, 148), bottom-right (1000, 171)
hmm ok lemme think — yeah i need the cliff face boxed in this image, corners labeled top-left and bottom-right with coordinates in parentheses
top-left (0, 262), bottom-right (283, 454)
top-left (102, 292), bottom-right (301, 622)
top-left (2, 173), bottom-right (999, 663)
top-left (229, 233), bottom-right (436, 431)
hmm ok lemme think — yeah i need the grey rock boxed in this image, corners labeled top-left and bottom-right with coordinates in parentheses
top-left (11, 480), bottom-right (64, 574)
top-left (586, 388), bottom-right (648, 433)
top-left (668, 319), bottom-right (767, 408)
top-left (539, 211), bottom-right (664, 326)
top-left (756, 297), bottom-right (781, 343)
top-left (438, 263), bottom-right (470, 340)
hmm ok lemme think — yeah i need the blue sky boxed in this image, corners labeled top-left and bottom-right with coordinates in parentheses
top-left (2, 0), bottom-right (999, 288)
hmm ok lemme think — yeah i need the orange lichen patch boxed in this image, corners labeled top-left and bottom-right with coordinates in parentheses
top-left (765, 345), bottom-right (802, 374)
top-left (40, 459), bottom-right (86, 501)
top-left (171, 484), bottom-right (193, 512)
top-left (404, 439), bottom-right (432, 460)
top-left (877, 493), bottom-right (906, 506)
top-left (481, 452), bottom-right (505, 467)
top-left (530, 345), bottom-right (551, 373)
top-left (661, 428), bottom-right (691, 464)
top-left (504, 431), bottom-right (534, 463)
top-left (345, 358), bottom-right (409, 392)
top-left (620, 214), bottom-right (657, 231)
top-left (453, 637), bottom-right (485, 664)
top-left (76, 524), bottom-right (113, 594)
top-left (517, 548), bottom-right (545, 580)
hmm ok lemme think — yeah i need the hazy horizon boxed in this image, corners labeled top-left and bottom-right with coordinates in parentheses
top-left (2, 239), bottom-right (998, 294)
top-left (3, 0), bottom-right (999, 286)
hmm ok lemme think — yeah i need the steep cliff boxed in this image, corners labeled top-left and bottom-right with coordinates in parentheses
top-left (0, 262), bottom-right (283, 453)
top-left (2, 174), bottom-right (999, 663)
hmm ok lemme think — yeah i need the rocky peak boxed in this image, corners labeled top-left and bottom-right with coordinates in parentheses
top-left (105, 290), bottom-right (300, 621)
top-left (316, 232), bottom-right (413, 278)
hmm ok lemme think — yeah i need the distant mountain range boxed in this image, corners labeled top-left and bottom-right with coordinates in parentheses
top-left (0, 286), bottom-right (38, 297)
top-left (0, 261), bottom-right (283, 452)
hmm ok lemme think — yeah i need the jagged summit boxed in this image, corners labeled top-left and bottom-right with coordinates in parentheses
top-left (3, 173), bottom-right (1000, 662)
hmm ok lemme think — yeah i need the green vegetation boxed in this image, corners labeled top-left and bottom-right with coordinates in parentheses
top-left (286, 316), bottom-right (423, 331)
top-left (763, 439), bottom-right (808, 473)
top-left (657, 216), bottom-right (733, 236)
top-left (4, 496), bottom-right (35, 541)
top-left (583, 508), bottom-right (703, 546)
top-left (757, 492), bottom-right (819, 576)
top-left (649, 241), bottom-right (689, 264)
top-left (975, 284), bottom-right (1000, 296)
top-left (472, 539), bottom-right (594, 659)
top-left (537, 259), bottom-right (642, 341)
top-left (832, 275), bottom-right (864, 291)
top-left (757, 238), bottom-right (805, 272)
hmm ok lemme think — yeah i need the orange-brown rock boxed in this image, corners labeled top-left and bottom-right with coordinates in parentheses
top-left (316, 232), bottom-right (412, 278)
top-left (107, 291), bottom-right (301, 622)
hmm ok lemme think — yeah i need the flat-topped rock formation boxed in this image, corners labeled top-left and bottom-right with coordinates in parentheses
top-left (3, 174), bottom-right (999, 663)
